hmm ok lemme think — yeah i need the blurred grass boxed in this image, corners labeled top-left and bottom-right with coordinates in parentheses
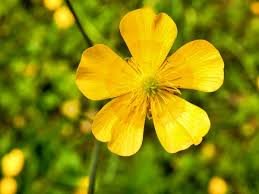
top-left (0, 0), bottom-right (259, 194)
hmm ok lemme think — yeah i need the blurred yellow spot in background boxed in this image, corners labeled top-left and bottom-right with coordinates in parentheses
top-left (61, 124), bottom-right (74, 137)
top-left (53, 6), bottom-right (75, 29)
top-left (23, 64), bottom-right (38, 77)
top-left (0, 177), bottom-right (17, 194)
top-left (241, 123), bottom-right (255, 137)
top-left (61, 99), bottom-right (80, 119)
top-left (208, 176), bottom-right (228, 194)
top-left (74, 176), bottom-right (89, 194)
top-left (1, 149), bottom-right (24, 177)
top-left (84, 109), bottom-right (97, 121)
top-left (43, 0), bottom-right (63, 11)
top-left (80, 120), bottom-right (92, 134)
top-left (250, 2), bottom-right (259, 15)
top-left (12, 116), bottom-right (25, 128)
top-left (241, 118), bottom-right (257, 137)
top-left (201, 143), bottom-right (216, 160)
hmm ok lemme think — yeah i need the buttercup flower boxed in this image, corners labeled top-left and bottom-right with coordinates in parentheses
top-left (76, 8), bottom-right (224, 156)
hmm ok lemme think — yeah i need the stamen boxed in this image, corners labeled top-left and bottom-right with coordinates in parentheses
top-left (143, 77), bottom-right (158, 96)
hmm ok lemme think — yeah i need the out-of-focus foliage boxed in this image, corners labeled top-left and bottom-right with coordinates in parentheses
top-left (0, 0), bottom-right (259, 194)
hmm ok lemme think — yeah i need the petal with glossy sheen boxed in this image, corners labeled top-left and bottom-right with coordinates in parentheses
top-left (120, 8), bottom-right (177, 73)
top-left (92, 92), bottom-right (147, 156)
top-left (151, 92), bottom-right (210, 153)
top-left (158, 40), bottom-right (224, 92)
top-left (76, 44), bottom-right (139, 100)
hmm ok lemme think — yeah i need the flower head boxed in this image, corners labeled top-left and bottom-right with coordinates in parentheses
top-left (76, 8), bottom-right (224, 156)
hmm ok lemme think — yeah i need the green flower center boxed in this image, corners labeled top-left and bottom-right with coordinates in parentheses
top-left (143, 77), bottom-right (159, 96)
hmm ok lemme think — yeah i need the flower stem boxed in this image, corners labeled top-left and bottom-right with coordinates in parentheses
top-left (64, 0), bottom-right (93, 46)
top-left (64, 1), bottom-right (100, 194)
top-left (88, 140), bottom-right (101, 194)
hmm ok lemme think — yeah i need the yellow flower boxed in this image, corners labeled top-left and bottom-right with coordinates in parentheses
top-left (208, 176), bottom-right (228, 194)
top-left (76, 8), bottom-right (224, 156)
top-left (250, 2), bottom-right (259, 15)
top-left (53, 6), bottom-right (74, 29)
top-left (61, 99), bottom-right (80, 119)
top-left (43, 0), bottom-right (63, 11)
top-left (1, 149), bottom-right (25, 177)
top-left (0, 177), bottom-right (17, 194)
top-left (74, 176), bottom-right (89, 194)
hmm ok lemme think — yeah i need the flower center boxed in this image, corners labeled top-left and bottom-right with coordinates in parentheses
top-left (142, 77), bottom-right (159, 96)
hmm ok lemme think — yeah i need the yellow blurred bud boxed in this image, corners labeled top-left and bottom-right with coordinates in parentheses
top-left (84, 109), bottom-right (97, 121)
top-left (23, 64), bottom-right (38, 77)
top-left (208, 176), bottom-right (228, 194)
top-left (0, 177), bottom-right (17, 194)
top-left (251, 2), bottom-right (259, 15)
top-left (43, 0), bottom-right (63, 11)
top-left (74, 176), bottom-right (89, 194)
top-left (1, 149), bottom-right (25, 177)
top-left (13, 116), bottom-right (25, 128)
top-left (61, 99), bottom-right (81, 119)
top-left (201, 143), bottom-right (216, 160)
top-left (78, 176), bottom-right (89, 189)
top-left (53, 6), bottom-right (75, 29)
top-left (80, 120), bottom-right (92, 134)
top-left (241, 123), bottom-right (255, 137)
top-left (241, 118), bottom-right (257, 137)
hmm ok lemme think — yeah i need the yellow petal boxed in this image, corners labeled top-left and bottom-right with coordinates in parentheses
top-left (158, 40), bottom-right (224, 92)
top-left (92, 92), bottom-right (147, 156)
top-left (76, 44), bottom-right (139, 100)
top-left (151, 92), bottom-right (210, 153)
top-left (120, 8), bottom-right (177, 73)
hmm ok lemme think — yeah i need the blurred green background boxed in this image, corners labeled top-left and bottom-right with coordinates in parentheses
top-left (0, 0), bottom-right (259, 194)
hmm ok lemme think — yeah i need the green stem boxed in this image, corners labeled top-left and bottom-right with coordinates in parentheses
top-left (88, 140), bottom-right (101, 194)
top-left (64, 0), bottom-right (93, 46)
top-left (64, 1), bottom-right (100, 194)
